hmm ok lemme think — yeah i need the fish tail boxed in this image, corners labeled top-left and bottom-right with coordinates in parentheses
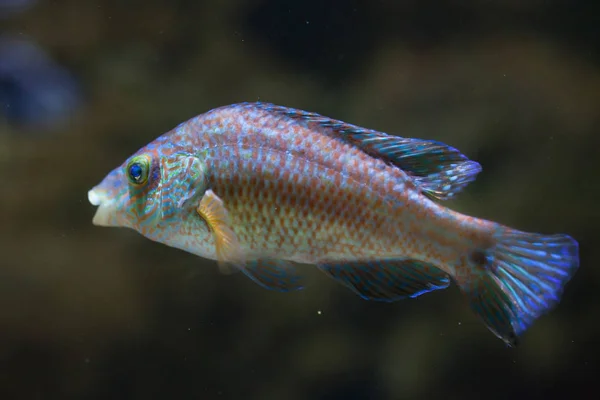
top-left (457, 227), bottom-right (579, 346)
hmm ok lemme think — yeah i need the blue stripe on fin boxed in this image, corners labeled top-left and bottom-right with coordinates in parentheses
top-left (241, 259), bottom-right (304, 292)
top-left (316, 259), bottom-right (451, 302)
top-left (413, 159), bottom-right (482, 200)
top-left (459, 229), bottom-right (579, 347)
top-left (253, 102), bottom-right (481, 200)
top-left (356, 135), bottom-right (482, 200)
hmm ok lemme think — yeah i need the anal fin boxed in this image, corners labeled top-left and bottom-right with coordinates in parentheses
top-left (242, 259), bottom-right (304, 292)
top-left (317, 259), bottom-right (451, 302)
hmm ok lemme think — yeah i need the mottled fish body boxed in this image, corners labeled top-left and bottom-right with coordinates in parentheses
top-left (89, 102), bottom-right (579, 347)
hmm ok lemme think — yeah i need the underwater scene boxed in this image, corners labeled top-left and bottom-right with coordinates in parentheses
top-left (1, 1), bottom-right (597, 399)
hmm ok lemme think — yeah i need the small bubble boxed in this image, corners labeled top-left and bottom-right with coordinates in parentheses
top-left (317, 310), bottom-right (322, 315)
top-left (458, 321), bottom-right (461, 325)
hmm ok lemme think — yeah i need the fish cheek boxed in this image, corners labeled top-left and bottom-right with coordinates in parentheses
top-left (125, 182), bottom-right (161, 228)
top-left (143, 185), bottom-right (164, 225)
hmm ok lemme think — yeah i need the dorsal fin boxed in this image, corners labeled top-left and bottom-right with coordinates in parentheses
top-left (252, 102), bottom-right (482, 200)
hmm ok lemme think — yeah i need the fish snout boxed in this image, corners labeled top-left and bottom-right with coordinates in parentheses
top-left (88, 187), bottom-right (119, 227)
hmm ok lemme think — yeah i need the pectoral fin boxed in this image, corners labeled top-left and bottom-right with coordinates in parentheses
top-left (196, 190), bottom-right (244, 273)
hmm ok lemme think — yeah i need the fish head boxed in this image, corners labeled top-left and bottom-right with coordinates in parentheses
top-left (88, 151), bottom-right (164, 231)
top-left (88, 147), bottom-right (209, 240)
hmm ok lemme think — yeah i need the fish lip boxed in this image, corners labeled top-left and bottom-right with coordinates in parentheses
top-left (88, 189), bottom-right (102, 206)
top-left (91, 205), bottom-right (111, 226)
top-left (88, 187), bottom-right (116, 227)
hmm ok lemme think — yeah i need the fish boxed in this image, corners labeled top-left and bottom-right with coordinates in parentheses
top-left (88, 102), bottom-right (579, 347)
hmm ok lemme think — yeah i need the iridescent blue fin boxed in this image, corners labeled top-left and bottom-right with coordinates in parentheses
top-left (459, 229), bottom-right (579, 347)
top-left (316, 259), bottom-right (451, 301)
top-left (242, 259), bottom-right (304, 292)
top-left (342, 135), bottom-right (481, 200)
top-left (253, 102), bottom-right (481, 200)
top-left (412, 160), bottom-right (482, 200)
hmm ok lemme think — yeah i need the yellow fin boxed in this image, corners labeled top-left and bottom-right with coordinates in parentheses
top-left (196, 190), bottom-right (244, 273)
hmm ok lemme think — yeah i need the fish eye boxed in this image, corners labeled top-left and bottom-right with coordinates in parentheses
top-left (126, 155), bottom-right (151, 185)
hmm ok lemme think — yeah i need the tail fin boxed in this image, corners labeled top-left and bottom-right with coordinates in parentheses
top-left (460, 228), bottom-right (579, 347)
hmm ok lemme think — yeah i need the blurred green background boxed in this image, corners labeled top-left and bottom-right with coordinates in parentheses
top-left (0, 0), bottom-right (598, 399)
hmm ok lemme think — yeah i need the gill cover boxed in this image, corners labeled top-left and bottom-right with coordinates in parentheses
top-left (159, 152), bottom-right (207, 220)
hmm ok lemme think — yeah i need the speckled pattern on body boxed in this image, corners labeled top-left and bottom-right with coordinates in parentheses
top-left (88, 102), bottom-right (580, 347)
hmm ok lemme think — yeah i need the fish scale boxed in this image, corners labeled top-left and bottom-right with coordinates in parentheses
top-left (181, 109), bottom-right (407, 261)
top-left (206, 149), bottom-right (395, 261)
top-left (190, 106), bottom-right (435, 261)
top-left (89, 102), bottom-right (579, 347)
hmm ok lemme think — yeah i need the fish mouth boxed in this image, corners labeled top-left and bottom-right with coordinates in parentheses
top-left (88, 188), bottom-right (117, 227)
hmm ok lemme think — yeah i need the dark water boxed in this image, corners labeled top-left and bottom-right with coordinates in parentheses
top-left (1, 1), bottom-right (597, 399)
